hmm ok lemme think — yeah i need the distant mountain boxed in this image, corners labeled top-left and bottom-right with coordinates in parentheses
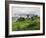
top-left (13, 14), bottom-right (39, 18)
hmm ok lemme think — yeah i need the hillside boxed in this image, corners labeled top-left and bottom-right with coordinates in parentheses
top-left (12, 15), bottom-right (40, 31)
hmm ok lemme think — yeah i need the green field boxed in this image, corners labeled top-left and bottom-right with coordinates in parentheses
top-left (12, 15), bottom-right (40, 31)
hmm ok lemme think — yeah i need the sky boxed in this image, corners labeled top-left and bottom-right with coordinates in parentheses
top-left (12, 6), bottom-right (40, 17)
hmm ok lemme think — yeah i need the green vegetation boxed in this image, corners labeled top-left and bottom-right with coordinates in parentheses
top-left (12, 15), bottom-right (40, 31)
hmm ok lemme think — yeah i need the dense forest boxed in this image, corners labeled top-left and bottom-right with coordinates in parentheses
top-left (12, 15), bottom-right (40, 31)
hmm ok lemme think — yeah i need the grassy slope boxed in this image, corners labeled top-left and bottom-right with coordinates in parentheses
top-left (12, 16), bottom-right (40, 31)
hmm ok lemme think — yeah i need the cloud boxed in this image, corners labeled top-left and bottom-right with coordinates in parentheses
top-left (12, 7), bottom-right (40, 17)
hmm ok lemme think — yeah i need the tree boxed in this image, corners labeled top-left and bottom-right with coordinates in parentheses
top-left (17, 17), bottom-right (25, 21)
top-left (26, 14), bottom-right (29, 18)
